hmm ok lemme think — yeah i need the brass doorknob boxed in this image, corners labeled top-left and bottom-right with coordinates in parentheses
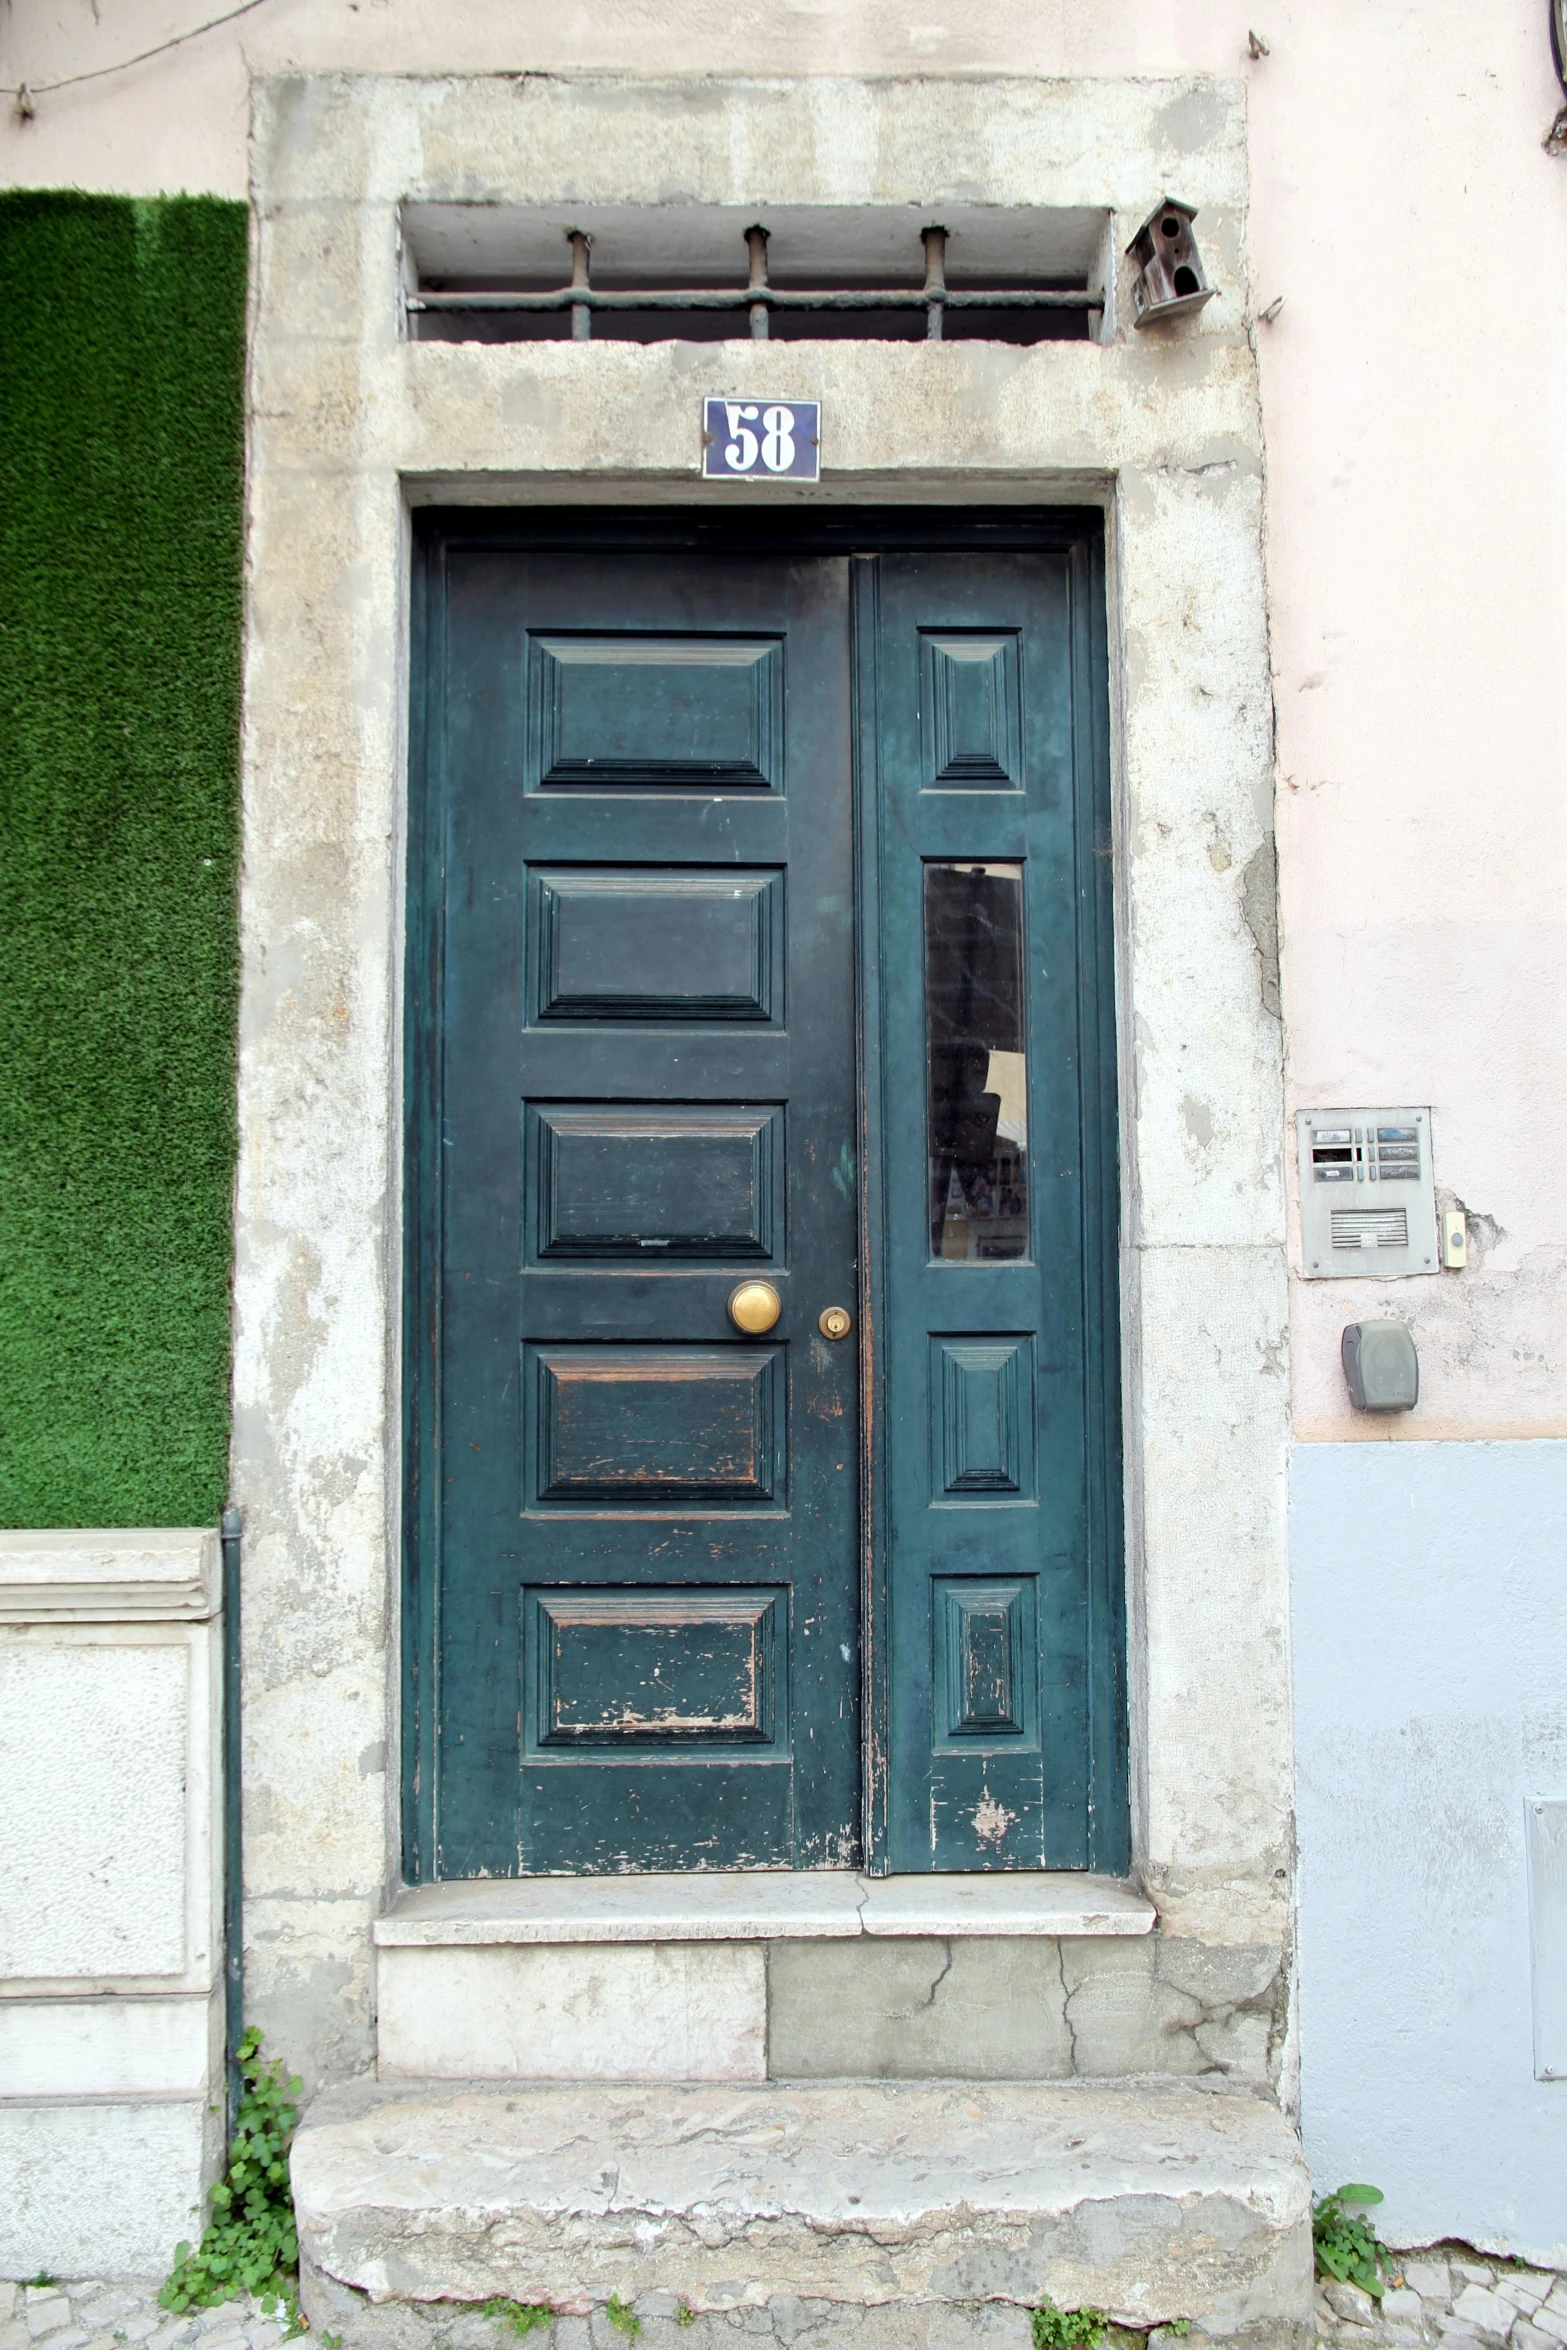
top-left (729, 1280), bottom-right (782, 1335)
top-left (818, 1306), bottom-right (853, 1341)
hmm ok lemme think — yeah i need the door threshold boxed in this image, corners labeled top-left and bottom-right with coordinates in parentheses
top-left (374, 1870), bottom-right (1154, 1946)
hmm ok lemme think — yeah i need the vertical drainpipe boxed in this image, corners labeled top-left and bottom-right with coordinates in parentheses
top-left (220, 1502), bottom-right (244, 2138)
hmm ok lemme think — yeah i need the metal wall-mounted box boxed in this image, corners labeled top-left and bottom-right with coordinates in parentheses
top-left (1527, 1799), bottom-right (1567, 2082)
top-left (1296, 1108), bottom-right (1439, 1278)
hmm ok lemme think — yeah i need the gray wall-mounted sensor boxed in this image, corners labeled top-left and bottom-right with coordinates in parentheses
top-left (1342, 1320), bottom-right (1419, 1412)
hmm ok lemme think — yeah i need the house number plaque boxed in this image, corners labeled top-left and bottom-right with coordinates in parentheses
top-left (702, 399), bottom-right (821, 482)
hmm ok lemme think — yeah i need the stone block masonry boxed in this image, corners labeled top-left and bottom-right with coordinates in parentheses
top-left (0, 1531), bottom-right (226, 2278)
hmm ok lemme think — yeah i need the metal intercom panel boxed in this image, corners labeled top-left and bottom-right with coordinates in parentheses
top-left (1527, 1799), bottom-right (1567, 2082)
top-left (1296, 1107), bottom-right (1439, 1278)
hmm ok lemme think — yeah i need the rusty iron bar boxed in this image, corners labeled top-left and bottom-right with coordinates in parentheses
top-left (745, 223), bottom-right (770, 340)
top-left (567, 228), bottom-right (592, 341)
top-left (921, 224), bottom-right (947, 341)
top-left (410, 284), bottom-right (1099, 312)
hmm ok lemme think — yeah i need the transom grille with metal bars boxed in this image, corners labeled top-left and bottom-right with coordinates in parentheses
top-left (404, 206), bottom-right (1106, 346)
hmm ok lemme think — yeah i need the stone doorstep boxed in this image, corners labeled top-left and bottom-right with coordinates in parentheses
top-left (373, 1879), bottom-right (1165, 2088)
top-left (373, 1873), bottom-right (1158, 1946)
top-left (292, 2076), bottom-right (1312, 2345)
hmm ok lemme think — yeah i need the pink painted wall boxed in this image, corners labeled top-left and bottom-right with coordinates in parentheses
top-left (5, 0), bottom-right (1564, 1443)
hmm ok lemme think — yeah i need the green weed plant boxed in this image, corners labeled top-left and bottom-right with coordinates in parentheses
top-left (162, 2029), bottom-right (301, 2315)
top-left (1312, 2184), bottom-right (1389, 2300)
top-left (482, 2302), bottom-right (552, 2338)
top-left (607, 2297), bottom-right (642, 2338)
top-left (1031, 2297), bottom-right (1108, 2350)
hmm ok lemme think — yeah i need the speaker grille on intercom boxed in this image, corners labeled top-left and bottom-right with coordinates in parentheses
top-left (1331, 1209), bottom-right (1409, 1251)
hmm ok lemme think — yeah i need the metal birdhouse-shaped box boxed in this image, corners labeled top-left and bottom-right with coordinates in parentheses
top-left (1127, 198), bottom-right (1214, 327)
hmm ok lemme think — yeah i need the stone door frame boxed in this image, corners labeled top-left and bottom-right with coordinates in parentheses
top-left (236, 70), bottom-right (1289, 2086)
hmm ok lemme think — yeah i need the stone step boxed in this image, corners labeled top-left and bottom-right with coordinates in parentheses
top-left (369, 1878), bottom-right (1286, 2089)
top-left (292, 2076), bottom-right (1312, 2350)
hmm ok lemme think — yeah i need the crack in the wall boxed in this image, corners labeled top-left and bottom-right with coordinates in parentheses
top-left (909, 1940), bottom-right (953, 2012)
top-left (1056, 1939), bottom-right (1082, 2075)
top-left (1163, 1957), bottom-right (1287, 2083)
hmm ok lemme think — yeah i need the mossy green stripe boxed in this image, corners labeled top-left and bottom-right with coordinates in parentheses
top-left (0, 191), bottom-right (247, 1526)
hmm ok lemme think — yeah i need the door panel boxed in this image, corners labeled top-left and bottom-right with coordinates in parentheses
top-left (530, 869), bottom-right (783, 1022)
top-left (425, 546), bottom-right (859, 1876)
top-left (872, 550), bottom-right (1124, 1874)
top-left (527, 1345), bottom-right (786, 1509)
top-left (527, 635), bottom-right (784, 790)
top-left (529, 1105), bottom-right (782, 1261)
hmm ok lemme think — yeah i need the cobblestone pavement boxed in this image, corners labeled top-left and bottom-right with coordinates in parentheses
top-left (1318, 2249), bottom-right (1567, 2349)
top-left (6, 2252), bottom-right (1564, 2350)
top-left (0, 2280), bottom-right (293, 2350)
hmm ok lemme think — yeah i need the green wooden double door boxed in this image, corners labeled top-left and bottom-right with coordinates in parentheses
top-left (406, 512), bottom-right (1124, 1880)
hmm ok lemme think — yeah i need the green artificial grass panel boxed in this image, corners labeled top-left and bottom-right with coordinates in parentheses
top-left (0, 192), bottom-right (247, 1527)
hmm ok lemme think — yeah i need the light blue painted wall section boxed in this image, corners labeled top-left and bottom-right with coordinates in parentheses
top-left (1292, 1440), bottom-right (1567, 2264)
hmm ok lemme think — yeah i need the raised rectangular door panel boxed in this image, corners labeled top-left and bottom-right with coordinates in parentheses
top-left (919, 632), bottom-right (1023, 790)
top-left (524, 1587), bottom-right (784, 1750)
top-left (531, 1106), bottom-right (781, 1262)
top-left (931, 1336), bottom-right (1036, 1501)
top-left (528, 1346), bottom-right (785, 1509)
top-left (932, 1576), bottom-right (1039, 1747)
top-left (527, 635), bottom-right (783, 790)
top-left (531, 870), bottom-right (782, 1023)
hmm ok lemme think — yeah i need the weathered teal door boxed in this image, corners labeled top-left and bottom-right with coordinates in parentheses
top-left (406, 514), bottom-right (1123, 1880)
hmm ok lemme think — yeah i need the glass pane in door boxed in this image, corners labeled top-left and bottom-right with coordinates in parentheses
top-left (924, 860), bottom-right (1029, 1262)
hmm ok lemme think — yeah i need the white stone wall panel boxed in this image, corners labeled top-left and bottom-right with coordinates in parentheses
top-left (0, 1994), bottom-right (217, 2098)
top-left (0, 1642), bottom-right (190, 1980)
top-left (0, 2099), bottom-right (210, 2278)
top-left (376, 1943), bottom-right (769, 2081)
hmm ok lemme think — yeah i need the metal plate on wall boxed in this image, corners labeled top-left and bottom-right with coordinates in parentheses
top-left (702, 400), bottom-right (820, 481)
top-left (1527, 1798), bottom-right (1567, 2082)
top-left (1295, 1106), bottom-right (1439, 1279)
